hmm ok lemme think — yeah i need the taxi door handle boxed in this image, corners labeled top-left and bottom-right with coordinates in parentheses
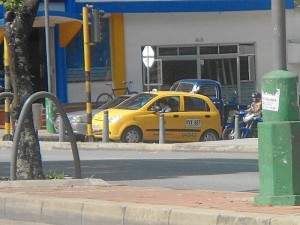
top-left (205, 115), bottom-right (210, 118)
top-left (173, 115), bottom-right (179, 118)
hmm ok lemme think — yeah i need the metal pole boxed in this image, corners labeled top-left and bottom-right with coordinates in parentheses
top-left (147, 47), bottom-right (150, 92)
top-left (272, 0), bottom-right (287, 70)
top-left (45, 0), bottom-right (51, 91)
top-left (147, 64), bottom-right (150, 92)
top-left (234, 114), bottom-right (240, 139)
top-left (83, 5), bottom-right (95, 142)
top-left (159, 113), bottom-right (165, 143)
top-left (3, 38), bottom-right (12, 141)
top-left (10, 92), bottom-right (81, 180)
top-left (59, 117), bottom-right (66, 142)
top-left (44, 0), bottom-right (56, 133)
top-left (102, 110), bottom-right (109, 142)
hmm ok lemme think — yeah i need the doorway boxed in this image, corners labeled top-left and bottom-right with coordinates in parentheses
top-left (161, 60), bottom-right (197, 90)
top-left (28, 28), bottom-right (48, 99)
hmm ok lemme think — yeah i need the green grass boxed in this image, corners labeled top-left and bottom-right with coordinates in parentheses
top-left (45, 171), bottom-right (65, 180)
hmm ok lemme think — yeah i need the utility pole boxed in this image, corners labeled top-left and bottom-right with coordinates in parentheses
top-left (272, 0), bottom-right (287, 70)
top-left (82, 5), bottom-right (95, 142)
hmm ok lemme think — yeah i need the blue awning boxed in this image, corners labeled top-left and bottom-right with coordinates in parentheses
top-left (74, 0), bottom-right (294, 13)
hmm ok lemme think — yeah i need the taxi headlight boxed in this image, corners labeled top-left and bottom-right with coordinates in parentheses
top-left (109, 115), bottom-right (122, 123)
top-left (69, 116), bottom-right (83, 123)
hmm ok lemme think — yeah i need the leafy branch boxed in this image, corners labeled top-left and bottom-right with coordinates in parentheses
top-left (0, 0), bottom-right (22, 11)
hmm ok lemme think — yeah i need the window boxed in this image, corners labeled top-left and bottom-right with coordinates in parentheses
top-left (170, 82), bottom-right (194, 92)
top-left (159, 47), bottom-right (177, 56)
top-left (219, 45), bottom-right (237, 54)
top-left (200, 46), bottom-right (218, 55)
top-left (184, 97), bottom-right (209, 112)
top-left (141, 43), bottom-right (255, 103)
top-left (239, 44), bottom-right (255, 55)
top-left (167, 97), bottom-right (180, 112)
top-left (66, 19), bottom-right (111, 82)
top-left (196, 85), bottom-right (218, 99)
top-left (179, 47), bottom-right (197, 55)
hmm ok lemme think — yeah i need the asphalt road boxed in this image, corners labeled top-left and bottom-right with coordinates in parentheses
top-left (0, 149), bottom-right (259, 192)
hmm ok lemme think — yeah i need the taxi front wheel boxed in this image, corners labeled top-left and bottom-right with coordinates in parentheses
top-left (121, 126), bottom-right (143, 143)
top-left (200, 130), bottom-right (219, 142)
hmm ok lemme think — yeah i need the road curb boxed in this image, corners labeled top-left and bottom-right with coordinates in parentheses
top-left (0, 179), bottom-right (109, 188)
top-left (0, 192), bottom-right (296, 225)
top-left (0, 140), bottom-right (258, 153)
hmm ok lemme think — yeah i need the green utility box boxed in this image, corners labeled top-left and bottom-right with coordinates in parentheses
top-left (255, 70), bottom-right (300, 206)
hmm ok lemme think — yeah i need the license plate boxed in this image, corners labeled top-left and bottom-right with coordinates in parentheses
top-left (185, 119), bottom-right (201, 127)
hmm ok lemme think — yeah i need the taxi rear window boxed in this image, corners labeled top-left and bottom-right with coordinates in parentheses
top-left (184, 97), bottom-right (210, 112)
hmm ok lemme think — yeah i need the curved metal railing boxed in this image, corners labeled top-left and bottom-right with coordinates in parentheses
top-left (10, 91), bottom-right (81, 180)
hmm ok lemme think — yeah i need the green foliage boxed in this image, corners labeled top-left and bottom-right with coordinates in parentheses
top-left (0, 0), bottom-right (22, 11)
top-left (295, 0), bottom-right (300, 7)
top-left (46, 171), bottom-right (65, 180)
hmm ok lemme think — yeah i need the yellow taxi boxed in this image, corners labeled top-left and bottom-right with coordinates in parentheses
top-left (92, 91), bottom-right (222, 143)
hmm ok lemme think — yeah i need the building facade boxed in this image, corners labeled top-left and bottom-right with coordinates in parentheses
top-left (1, 0), bottom-right (299, 105)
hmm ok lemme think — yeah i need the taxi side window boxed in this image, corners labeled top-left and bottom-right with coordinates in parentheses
top-left (184, 97), bottom-right (210, 112)
top-left (167, 97), bottom-right (180, 112)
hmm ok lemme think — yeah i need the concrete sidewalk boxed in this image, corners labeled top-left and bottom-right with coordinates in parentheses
top-left (0, 179), bottom-right (299, 225)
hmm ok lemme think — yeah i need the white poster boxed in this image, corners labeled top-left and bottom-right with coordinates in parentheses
top-left (262, 89), bottom-right (280, 111)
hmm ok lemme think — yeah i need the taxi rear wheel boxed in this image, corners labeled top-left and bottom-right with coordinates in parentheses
top-left (200, 130), bottom-right (219, 142)
top-left (121, 126), bottom-right (143, 143)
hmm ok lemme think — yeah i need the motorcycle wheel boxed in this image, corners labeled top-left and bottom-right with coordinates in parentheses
top-left (222, 128), bottom-right (235, 140)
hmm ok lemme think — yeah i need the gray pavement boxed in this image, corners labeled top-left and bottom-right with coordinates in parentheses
top-left (1, 129), bottom-right (294, 225)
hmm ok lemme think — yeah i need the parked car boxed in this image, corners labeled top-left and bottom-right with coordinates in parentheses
top-left (92, 91), bottom-right (222, 143)
top-left (54, 95), bottom-right (133, 141)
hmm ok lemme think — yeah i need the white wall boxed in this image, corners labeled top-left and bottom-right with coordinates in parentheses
top-left (287, 7), bottom-right (300, 85)
top-left (124, 11), bottom-right (273, 92)
top-left (68, 81), bottom-right (111, 103)
top-left (68, 9), bottom-right (300, 102)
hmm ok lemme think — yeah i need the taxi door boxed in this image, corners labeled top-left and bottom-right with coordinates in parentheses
top-left (179, 96), bottom-right (217, 141)
top-left (140, 96), bottom-right (182, 142)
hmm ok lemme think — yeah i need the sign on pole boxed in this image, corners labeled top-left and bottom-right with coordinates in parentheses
top-left (142, 46), bottom-right (155, 91)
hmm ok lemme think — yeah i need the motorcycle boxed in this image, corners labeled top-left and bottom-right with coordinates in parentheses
top-left (222, 110), bottom-right (263, 140)
top-left (222, 91), bottom-right (247, 128)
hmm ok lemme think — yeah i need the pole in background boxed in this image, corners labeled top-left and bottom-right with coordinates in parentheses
top-left (83, 5), bottom-right (95, 142)
top-left (159, 113), bottom-right (165, 143)
top-left (234, 114), bottom-right (240, 139)
top-left (102, 110), bottom-right (109, 142)
top-left (142, 46), bottom-right (155, 92)
top-left (272, 0), bottom-right (287, 70)
top-left (44, 0), bottom-right (56, 133)
top-left (3, 38), bottom-right (12, 141)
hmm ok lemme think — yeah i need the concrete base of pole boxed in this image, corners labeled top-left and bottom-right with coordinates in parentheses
top-left (255, 194), bottom-right (300, 206)
top-left (254, 121), bottom-right (300, 206)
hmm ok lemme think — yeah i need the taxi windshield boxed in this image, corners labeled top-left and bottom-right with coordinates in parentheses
top-left (116, 93), bottom-right (156, 110)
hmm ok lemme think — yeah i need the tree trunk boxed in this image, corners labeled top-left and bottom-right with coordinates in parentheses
top-left (4, 0), bottom-right (45, 179)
